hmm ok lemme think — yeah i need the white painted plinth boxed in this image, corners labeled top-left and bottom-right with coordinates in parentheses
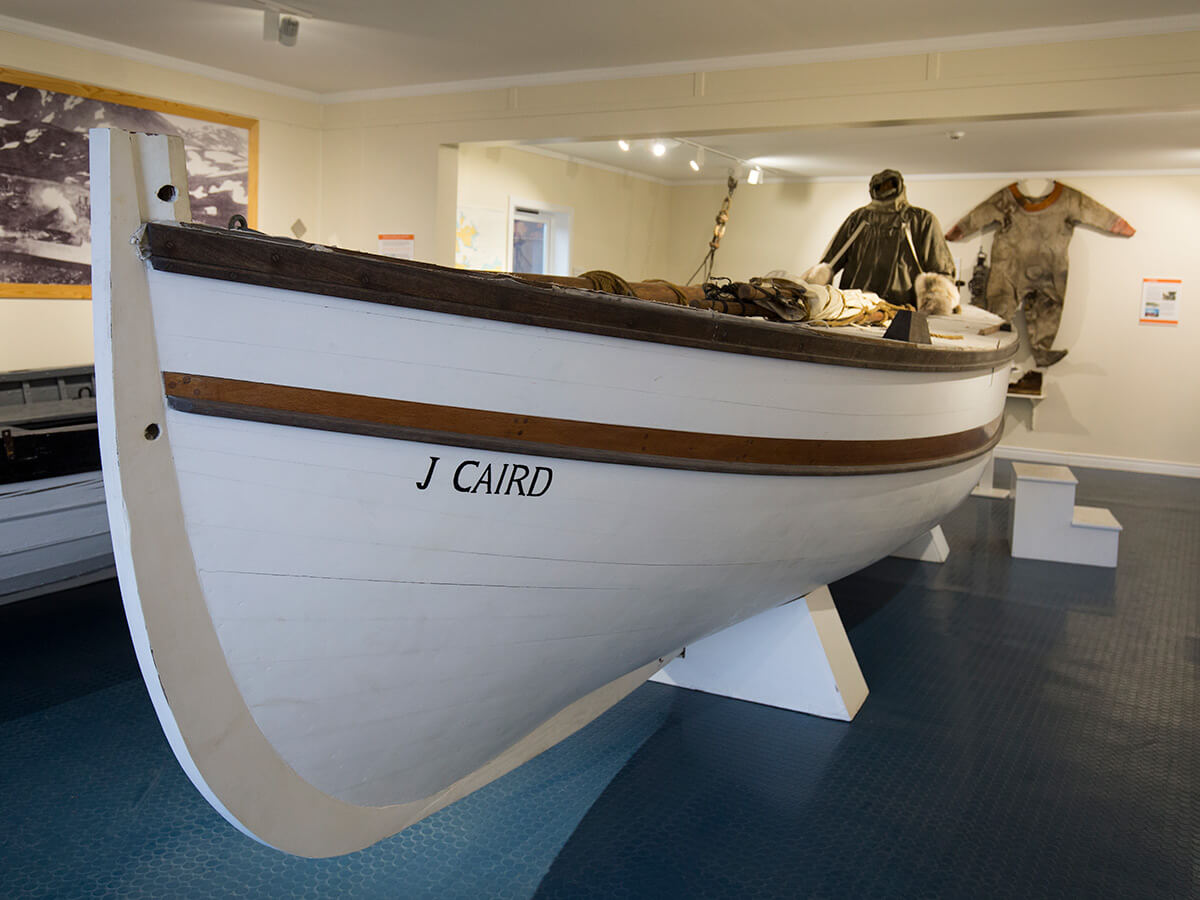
top-left (970, 451), bottom-right (1010, 499)
top-left (890, 525), bottom-right (950, 562)
top-left (1010, 462), bottom-right (1121, 567)
top-left (649, 585), bottom-right (868, 721)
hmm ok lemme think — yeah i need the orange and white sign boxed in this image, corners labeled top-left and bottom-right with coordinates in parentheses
top-left (1140, 278), bottom-right (1180, 325)
top-left (378, 233), bottom-right (415, 260)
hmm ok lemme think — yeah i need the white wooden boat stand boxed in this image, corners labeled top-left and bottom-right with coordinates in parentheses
top-left (651, 585), bottom-right (869, 721)
top-left (889, 525), bottom-right (950, 563)
top-left (971, 449), bottom-right (1011, 500)
top-left (655, 514), bottom-right (963, 719)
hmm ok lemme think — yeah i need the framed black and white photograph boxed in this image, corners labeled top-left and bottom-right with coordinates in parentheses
top-left (0, 67), bottom-right (258, 298)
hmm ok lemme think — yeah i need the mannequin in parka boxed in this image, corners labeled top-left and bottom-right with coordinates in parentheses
top-left (944, 181), bottom-right (1135, 367)
top-left (802, 169), bottom-right (959, 315)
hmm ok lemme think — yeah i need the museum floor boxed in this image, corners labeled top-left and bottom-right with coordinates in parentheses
top-left (3, 462), bottom-right (1197, 899)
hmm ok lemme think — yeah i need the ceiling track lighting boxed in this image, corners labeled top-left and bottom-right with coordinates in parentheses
top-left (611, 138), bottom-right (771, 183)
top-left (676, 139), bottom-right (770, 183)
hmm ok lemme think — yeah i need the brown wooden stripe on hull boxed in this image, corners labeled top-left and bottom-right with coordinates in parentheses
top-left (163, 373), bottom-right (1002, 476)
top-left (144, 223), bottom-right (1016, 375)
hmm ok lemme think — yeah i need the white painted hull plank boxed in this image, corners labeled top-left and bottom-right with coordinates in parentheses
top-left (0, 472), bottom-right (114, 602)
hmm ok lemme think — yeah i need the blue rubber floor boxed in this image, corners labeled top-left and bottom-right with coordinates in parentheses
top-left (3, 462), bottom-right (1197, 898)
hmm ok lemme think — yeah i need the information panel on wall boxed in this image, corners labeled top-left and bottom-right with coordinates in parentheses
top-left (378, 234), bottom-right (415, 260)
top-left (1140, 278), bottom-right (1181, 326)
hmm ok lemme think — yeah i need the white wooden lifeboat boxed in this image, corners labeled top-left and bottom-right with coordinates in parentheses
top-left (90, 128), bottom-right (1016, 856)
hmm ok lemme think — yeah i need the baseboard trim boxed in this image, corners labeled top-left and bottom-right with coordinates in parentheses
top-left (995, 445), bottom-right (1200, 479)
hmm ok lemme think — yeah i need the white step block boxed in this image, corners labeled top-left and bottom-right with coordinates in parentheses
top-left (1010, 463), bottom-right (1121, 567)
top-left (1011, 462), bottom-right (1078, 523)
top-left (650, 585), bottom-right (868, 721)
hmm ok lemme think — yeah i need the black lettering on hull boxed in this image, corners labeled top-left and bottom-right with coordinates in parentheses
top-left (433, 457), bottom-right (552, 497)
top-left (528, 466), bottom-right (553, 497)
top-left (453, 460), bottom-right (480, 492)
top-left (415, 456), bottom-right (440, 490)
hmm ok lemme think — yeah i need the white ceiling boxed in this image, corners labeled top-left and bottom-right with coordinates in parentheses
top-left (0, 1), bottom-right (1197, 96)
top-left (521, 112), bottom-right (1200, 182)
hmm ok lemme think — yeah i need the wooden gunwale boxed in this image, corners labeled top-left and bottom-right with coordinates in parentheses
top-left (144, 224), bottom-right (1016, 375)
top-left (163, 373), bottom-right (1004, 476)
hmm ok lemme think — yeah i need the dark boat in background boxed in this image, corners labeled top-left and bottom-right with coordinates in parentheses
top-left (0, 365), bottom-right (113, 604)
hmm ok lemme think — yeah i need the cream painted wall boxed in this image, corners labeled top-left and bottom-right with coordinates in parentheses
top-left (0, 28), bottom-right (322, 370)
top-left (318, 30), bottom-right (1200, 269)
top-left (0, 299), bottom-right (94, 372)
top-left (455, 145), bottom-right (673, 279)
top-left (662, 178), bottom-right (834, 283)
top-left (665, 174), bottom-right (1200, 468)
top-left (317, 125), bottom-right (447, 261)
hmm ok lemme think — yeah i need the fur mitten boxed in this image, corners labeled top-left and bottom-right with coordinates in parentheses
top-left (800, 262), bottom-right (834, 286)
top-left (915, 272), bottom-right (959, 316)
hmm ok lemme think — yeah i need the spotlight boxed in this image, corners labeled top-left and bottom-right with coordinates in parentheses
top-left (278, 15), bottom-right (300, 46)
top-left (259, 4), bottom-right (306, 47)
top-left (688, 147), bottom-right (704, 172)
top-left (748, 166), bottom-right (763, 185)
top-left (617, 139), bottom-right (630, 152)
top-left (689, 159), bottom-right (700, 172)
top-left (652, 141), bottom-right (667, 157)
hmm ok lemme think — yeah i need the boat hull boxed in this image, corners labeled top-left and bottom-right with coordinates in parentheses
top-left (0, 471), bottom-right (114, 604)
top-left (90, 129), bottom-right (1015, 856)
top-left (145, 264), bottom-right (1007, 809)
top-left (133, 269), bottom-right (1002, 850)
top-left (167, 409), bottom-right (985, 808)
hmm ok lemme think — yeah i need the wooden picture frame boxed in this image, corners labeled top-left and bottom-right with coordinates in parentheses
top-left (0, 67), bottom-right (259, 299)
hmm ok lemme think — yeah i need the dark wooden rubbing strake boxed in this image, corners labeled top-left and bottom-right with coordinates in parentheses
top-left (144, 223), bottom-right (1016, 375)
top-left (163, 373), bottom-right (1004, 476)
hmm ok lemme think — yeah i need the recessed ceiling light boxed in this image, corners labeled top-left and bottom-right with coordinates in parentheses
top-left (652, 141), bottom-right (667, 157)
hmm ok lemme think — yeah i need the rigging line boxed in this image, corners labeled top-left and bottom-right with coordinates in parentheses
top-left (687, 173), bottom-right (738, 286)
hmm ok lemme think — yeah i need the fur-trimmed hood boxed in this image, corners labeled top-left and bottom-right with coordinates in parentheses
top-left (868, 169), bottom-right (908, 212)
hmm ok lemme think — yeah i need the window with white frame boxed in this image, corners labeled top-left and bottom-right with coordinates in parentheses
top-left (508, 202), bottom-right (571, 276)
top-left (511, 207), bottom-right (551, 274)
